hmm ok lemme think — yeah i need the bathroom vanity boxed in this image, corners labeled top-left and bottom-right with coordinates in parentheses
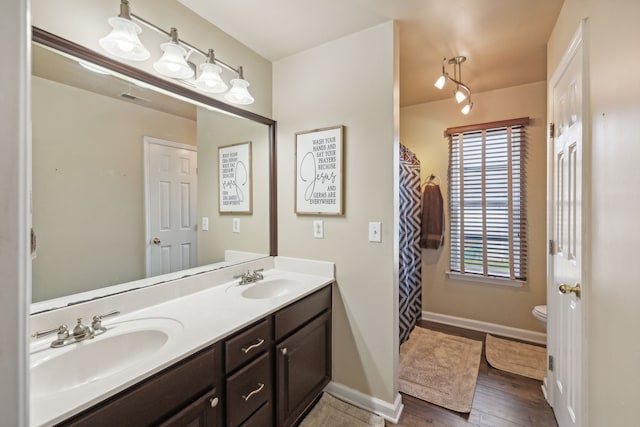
top-left (30, 258), bottom-right (334, 427)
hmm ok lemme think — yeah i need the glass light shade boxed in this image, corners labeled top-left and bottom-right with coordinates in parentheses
top-left (434, 75), bottom-right (446, 90)
top-left (461, 102), bottom-right (473, 115)
top-left (153, 42), bottom-right (194, 79)
top-left (224, 78), bottom-right (254, 105)
top-left (194, 62), bottom-right (228, 93)
top-left (99, 17), bottom-right (150, 61)
top-left (455, 88), bottom-right (468, 103)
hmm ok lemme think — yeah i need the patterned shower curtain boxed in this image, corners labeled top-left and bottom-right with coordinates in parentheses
top-left (399, 144), bottom-right (422, 345)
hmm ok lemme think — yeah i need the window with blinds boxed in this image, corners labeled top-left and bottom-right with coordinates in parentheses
top-left (447, 117), bottom-right (529, 281)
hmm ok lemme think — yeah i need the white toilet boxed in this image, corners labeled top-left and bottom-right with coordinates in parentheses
top-left (532, 305), bottom-right (547, 328)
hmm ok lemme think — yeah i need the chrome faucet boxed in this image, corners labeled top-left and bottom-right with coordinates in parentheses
top-left (234, 268), bottom-right (264, 285)
top-left (32, 310), bottom-right (120, 348)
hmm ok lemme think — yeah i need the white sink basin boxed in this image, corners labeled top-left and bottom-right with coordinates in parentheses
top-left (241, 278), bottom-right (300, 299)
top-left (30, 317), bottom-right (182, 398)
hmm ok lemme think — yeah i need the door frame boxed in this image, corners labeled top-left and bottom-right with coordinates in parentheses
top-left (143, 136), bottom-right (198, 277)
top-left (546, 19), bottom-right (591, 426)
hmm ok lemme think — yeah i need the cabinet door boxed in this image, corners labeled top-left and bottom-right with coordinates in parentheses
top-left (158, 388), bottom-right (222, 427)
top-left (276, 311), bottom-right (331, 427)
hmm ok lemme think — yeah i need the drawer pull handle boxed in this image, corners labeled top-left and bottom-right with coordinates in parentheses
top-left (242, 382), bottom-right (265, 401)
top-left (281, 347), bottom-right (288, 356)
top-left (209, 396), bottom-right (219, 408)
top-left (241, 338), bottom-right (265, 354)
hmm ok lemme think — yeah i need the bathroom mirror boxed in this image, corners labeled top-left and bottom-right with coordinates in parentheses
top-left (31, 27), bottom-right (277, 313)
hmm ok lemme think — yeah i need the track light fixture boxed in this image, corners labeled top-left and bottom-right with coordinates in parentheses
top-left (434, 56), bottom-right (474, 114)
top-left (99, 0), bottom-right (254, 105)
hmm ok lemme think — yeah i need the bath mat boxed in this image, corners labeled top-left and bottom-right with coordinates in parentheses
top-left (299, 393), bottom-right (385, 427)
top-left (485, 334), bottom-right (546, 380)
top-left (399, 327), bottom-right (482, 413)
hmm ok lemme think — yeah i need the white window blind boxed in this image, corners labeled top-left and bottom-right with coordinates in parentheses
top-left (447, 117), bottom-right (529, 281)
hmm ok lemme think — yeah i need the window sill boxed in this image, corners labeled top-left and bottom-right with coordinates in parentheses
top-left (445, 271), bottom-right (525, 288)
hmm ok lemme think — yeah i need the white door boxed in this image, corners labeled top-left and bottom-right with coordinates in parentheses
top-left (145, 137), bottom-right (198, 276)
top-left (548, 23), bottom-right (587, 427)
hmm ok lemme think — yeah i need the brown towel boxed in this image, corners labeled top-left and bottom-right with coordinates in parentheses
top-left (420, 184), bottom-right (444, 249)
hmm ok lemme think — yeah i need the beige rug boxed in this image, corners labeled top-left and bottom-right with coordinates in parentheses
top-left (485, 334), bottom-right (547, 380)
top-left (399, 328), bottom-right (482, 413)
top-left (299, 393), bottom-right (385, 427)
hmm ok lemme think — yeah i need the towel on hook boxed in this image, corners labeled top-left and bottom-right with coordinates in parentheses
top-left (420, 183), bottom-right (444, 249)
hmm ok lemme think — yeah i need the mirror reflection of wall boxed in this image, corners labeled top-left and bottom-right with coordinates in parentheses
top-left (31, 43), bottom-right (270, 304)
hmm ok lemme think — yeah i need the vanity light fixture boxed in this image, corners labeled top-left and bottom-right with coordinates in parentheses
top-left (99, 0), bottom-right (254, 105)
top-left (434, 56), bottom-right (474, 114)
top-left (153, 28), bottom-right (194, 79)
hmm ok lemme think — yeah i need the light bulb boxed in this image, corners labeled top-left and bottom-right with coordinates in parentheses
top-left (455, 88), bottom-right (468, 103)
top-left (225, 78), bottom-right (254, 105)
top-left (99, 17), bottom-right (150, 61)
top-left (461, 102), bottom-right (473, 115)
top-left (194, 62), bottom-right (228, 93)
top-left (153, 41), bottom-right (194, 79)
top-left (434, 75), bottom-right (446, 90)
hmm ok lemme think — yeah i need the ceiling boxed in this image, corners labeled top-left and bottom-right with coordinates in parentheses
top-left (178, 0), bottom-right (564, 107)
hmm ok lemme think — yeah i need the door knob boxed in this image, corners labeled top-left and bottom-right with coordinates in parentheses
top-left (559, 283), bottom-right (581, 298)
top-left (152, 237), bottom-right (161, 245)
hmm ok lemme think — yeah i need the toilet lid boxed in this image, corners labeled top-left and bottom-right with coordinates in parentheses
top-left (533, 305), bottom-right (547, 318)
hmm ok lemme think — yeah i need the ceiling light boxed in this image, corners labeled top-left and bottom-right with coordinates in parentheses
top-left (99, 0), bottom-right (150, 61)
top-left (153, 28), bottom-right (194, 79)
top-left (433, 56), bottom-right (474, 113)
top-left (225, 67), bottom-right (254, 105)
top-left (194, 49), bottom-right (228, 93)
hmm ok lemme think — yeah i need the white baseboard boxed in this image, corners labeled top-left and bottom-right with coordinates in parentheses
top-left (423, 311), bottom-right (547, 345)
top-left (323, 381), bottom-right (404, 424)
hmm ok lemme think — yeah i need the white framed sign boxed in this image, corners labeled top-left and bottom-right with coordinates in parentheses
top-left (295, 125), bottom-right (344, 215)
top-left (218, 141), bottom-right (252, 213)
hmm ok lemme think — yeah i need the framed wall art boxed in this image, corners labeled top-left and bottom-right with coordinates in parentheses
top-left (218, 141), bottom-right (252, 213)
top-left (295, 125), bottom-right (344, 215)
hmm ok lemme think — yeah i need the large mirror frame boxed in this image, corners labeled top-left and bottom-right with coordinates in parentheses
top-left (31, 26), bottom-right (278, 312)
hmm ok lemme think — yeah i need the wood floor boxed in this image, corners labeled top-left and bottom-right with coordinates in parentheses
top-left (391, 321), bottom-right (558, 427)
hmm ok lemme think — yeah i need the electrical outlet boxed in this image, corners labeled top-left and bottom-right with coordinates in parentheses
top-left (369, 222), bottom-right (381, 242)
top-left (313, 220), bottom-right (324, 239)
top-left (232, 218), bottom-right (240, 233)
top-left (201, 217), bottom-right (209, 231)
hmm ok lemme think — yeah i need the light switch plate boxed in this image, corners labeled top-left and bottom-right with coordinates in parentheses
top-left (369, 222), bottom-right (381, 242)
top-left (232, 218), bottom-right (240, 233)
top-left (313, 220), bottom-right (324, 239)
top-left (201, 217), bottom-right (209, 231)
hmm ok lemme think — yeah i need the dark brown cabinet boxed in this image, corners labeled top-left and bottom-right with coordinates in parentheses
top-left (58, 344), bottom-right (223, 427)
top-left (57, 283), bottom-right (332, 427)
top-left (276, 312), bottom-right (331, 427)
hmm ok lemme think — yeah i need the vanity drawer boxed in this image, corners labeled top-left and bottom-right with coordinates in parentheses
top-left (274, 285), bottom-right (331, 340)
top-left (225, 318), bottom-right (271, 373)
top-left (226, 352), bottom-right (272, 427)
top-left (239, 401), bottom-right (273, 427)
top-left (60, 344), bottom-right (220, 427)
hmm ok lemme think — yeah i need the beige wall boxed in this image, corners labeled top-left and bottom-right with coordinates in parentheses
top-left (400, 81), bottom-right (548, 332)
top-left (274, 22), bottom-right (399, 404)
top-left (31, 0), bottom-right (273, 118)
top-left (32, 76), bottom-right (196, 301)
top-left (548, 0), bottom-right (640, 425)
top-left (196, 109), bottom-right (270, 263)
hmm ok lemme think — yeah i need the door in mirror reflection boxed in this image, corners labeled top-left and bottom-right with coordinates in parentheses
top-left (145, 137), bottom-right (198, 276)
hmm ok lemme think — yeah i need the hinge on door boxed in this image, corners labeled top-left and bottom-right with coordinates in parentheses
top-left (548, 123), bottom-right (555, 139)
top-left (549, 239), bottom-right (555, 255)
top-left (548, 355), bottom-right (554, 372)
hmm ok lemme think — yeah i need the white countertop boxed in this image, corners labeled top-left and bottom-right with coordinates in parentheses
top-left (30, 258), bottom-right (334, 426)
